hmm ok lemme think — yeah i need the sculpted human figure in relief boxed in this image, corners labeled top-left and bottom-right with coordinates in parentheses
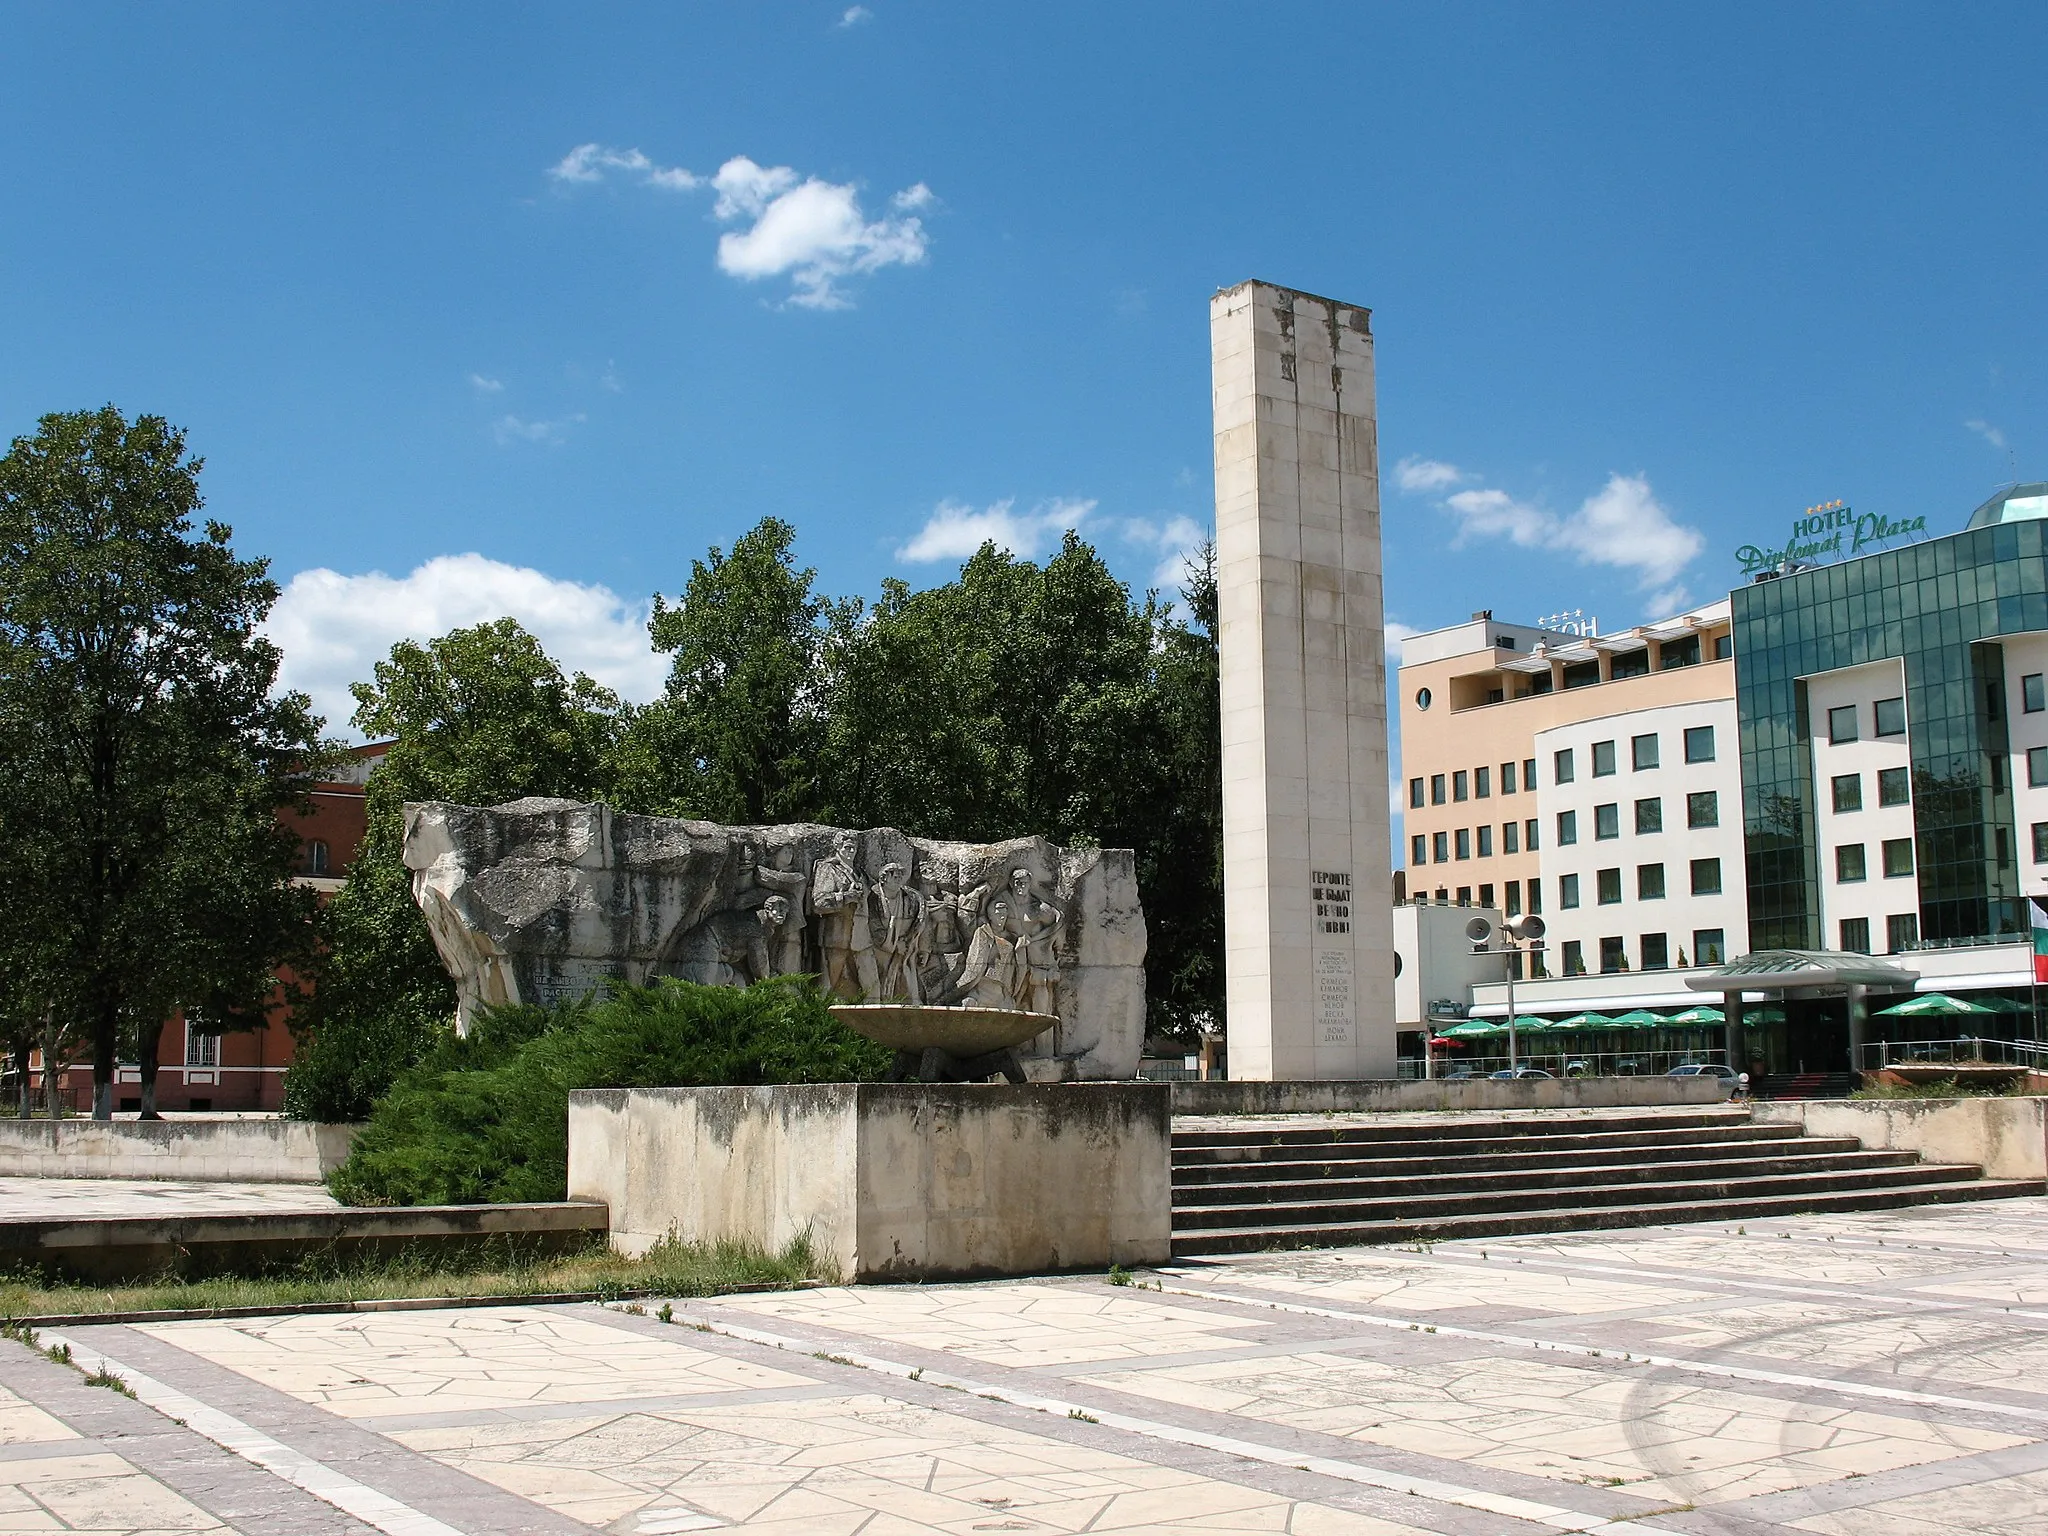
top-left (754, 843), bottom-right (810, 976)
top-left (1004, 867), bottom-right (1065, 1017)
top-left (810, 830), bottom-right (877, 1000)
top-left (868, 860), bottom-right (926, 1003)
top-left (944, 893), bottom-right (1023, 1010)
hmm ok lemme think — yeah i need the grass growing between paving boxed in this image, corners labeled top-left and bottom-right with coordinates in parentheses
top-left (0, 1229), bottom-right (830, 1321)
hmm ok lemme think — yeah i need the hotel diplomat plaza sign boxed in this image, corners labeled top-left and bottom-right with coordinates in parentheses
top-left (1737, 500), bottom-right (1928, 574)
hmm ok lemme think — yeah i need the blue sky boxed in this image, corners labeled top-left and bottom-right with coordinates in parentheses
top-left (3, 4), bottom-right (2044, 737)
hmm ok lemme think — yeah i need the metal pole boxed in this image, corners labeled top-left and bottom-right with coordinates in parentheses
top-left (1506, 943), bottom-right (1519, 1072)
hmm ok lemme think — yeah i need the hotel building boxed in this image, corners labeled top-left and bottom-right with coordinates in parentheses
top-left (1393, 483), bottom-right (2048, 1078)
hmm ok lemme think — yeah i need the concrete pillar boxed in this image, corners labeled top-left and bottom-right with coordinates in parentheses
top-left (1725, 994), bottom-right (1744, 1073)
top-left (1846, 983), bottom-right (1866, 1075)
top-left (1211, 281), bottom-right (1395, 1079)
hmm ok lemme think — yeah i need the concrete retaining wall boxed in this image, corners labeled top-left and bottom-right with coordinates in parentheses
top-left (0, 1118), bottom-right (359, 1183)
top-left (1171, 1076), bottom-right (1733, 1116)
top-left (1753, 1097), bottom-right (2048, 1181)
top-left (569, 1082), bottom-right (1171, 1283)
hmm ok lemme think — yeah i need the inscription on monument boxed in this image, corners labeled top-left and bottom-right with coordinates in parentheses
top-left (1314, 948), bottom-right (1355, 1045)
top-left (1312, 869), bottom-right (1352, 934)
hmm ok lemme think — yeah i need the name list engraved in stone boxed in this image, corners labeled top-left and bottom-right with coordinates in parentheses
top-left (1312, 869), bottom-right (1352, 934)
top-left (1315, 948), bottom-right (1355, 1045)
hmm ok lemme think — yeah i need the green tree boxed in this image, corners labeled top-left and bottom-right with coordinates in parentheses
top-left (284, 618), bottom-right (627, 1120)
top-left (0, 407), bottom-right (328, 1118)
top-left (617, 517), bottom-right (835, 823)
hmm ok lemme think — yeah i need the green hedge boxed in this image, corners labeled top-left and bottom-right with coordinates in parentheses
top-left (328, 977), bottom-right (891, 1206)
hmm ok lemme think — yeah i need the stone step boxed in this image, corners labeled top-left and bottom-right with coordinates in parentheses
top-left (1171, 1109), bottom-right (1751, 1151)
top-left (1172, 1130), bottom-right (1842, 1181)
top-left (1173, 1122), bottom-right (1800, 1165)
top-left (1170, 1177), bottom-right (2048, 1255)
top-left (1169, 1161), bottom-right (1985, 1230)
top-left (1170, 1149), bottom-right (1926, 1205)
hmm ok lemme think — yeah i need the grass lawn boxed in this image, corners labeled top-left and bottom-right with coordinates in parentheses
top-left (0, 1231), bottom-right (829, 1321)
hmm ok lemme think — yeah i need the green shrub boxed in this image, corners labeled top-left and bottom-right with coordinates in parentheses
top-left (327, 976), bottom-right (890, 1206)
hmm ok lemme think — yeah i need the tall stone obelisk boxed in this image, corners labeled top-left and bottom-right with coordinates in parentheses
top-left (1212, 281), bottom-right (1395, 1079)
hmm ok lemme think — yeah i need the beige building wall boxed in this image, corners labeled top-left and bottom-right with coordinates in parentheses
top-left (1212, 281), bottom-right (1395, 1079)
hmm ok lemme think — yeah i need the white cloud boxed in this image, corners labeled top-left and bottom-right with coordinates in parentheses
top-left (1437, 471), bottom-right (1702, 592)
top-left (897, 497), bottom-right (1095, 564)
top-left (493, 413), bottom-right (585, 447)
top-left (1383, 619), bottom-right (1422, 665)
top-left (711, 156), bottom-right (930, 309)
top-left (1967, 418), bottom-right (2008, 450)
top-left (265, 555), bottom-right (668, 739)
top-left (1120, 514), bottom-right (1209, 589)
top-left (548, 143), bottom-right (699, 191)
top-left (838, 4), bottom-right (874, 25)
top-left (1394, 456), bottom-right (1465, 493)
top-left (468, 373), bottom-right (503, 394)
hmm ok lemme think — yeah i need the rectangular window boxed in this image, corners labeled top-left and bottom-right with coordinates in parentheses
top-left (1660, 635), bottom-right (1700, 669)
top-left (1455, 828), bottom-right (1472, 860)
top-left (1632, 733), bottom-right (1659, 771)
top-left (1611, 649), bottom-right (1650, 680)
top-left (1505, 880), bottom-right (1522, 917)
top-left (1563, 659), bottom-right (1600, 689)
top-left (1597, 867), bottom-right (1622, 904)
top-left (1599, 936), bottom-right (1626, 973)
top-left (1713, 634), bottom-right (1733, 660)
top-left (1502, 821), bottom-right (1520, 854)
top-left (1873, 696), bottom-right (1906, 737)
top-left (1887, 912), bottom-right (1919, 953)
top-left (1687, 790), bottom-right (1718, 829)
top-left (1635, 797), bottom-right (1662, 834)
top-left (1453, 769), bottom-right (1469, 802)
top-left (1559, 873), bottom-right (1581, 909)
top-left (1562, 938), bottom-right (1584, 974)
top-left (1882, 837), bottom-right (1914, 877)
top-left (1558, 810), bottom-right (1578, 845)
top-left (1684, 725), bottom-right (1715, 763)
top-left (1827, 704), bottom-right (1858, 744)
top-left (1831, 773), bottom-right (1862, 813)
top-left (1431, 773), bottom-right (1447, 805)
top-left (1836, 843), bottom-right (1867, 882)
top-left (2034, 822), bottom-right (2048, 863)
top-left (1528, 876), bottom-right (1541, 914)
top-left (1693, 927), bottom-right (1725, 965)
top-left (1456, 886), bottom-right (1472, 905)
top-left (1878, 766), bottom-right (1911, 806)
top-left (1501, 761), bottom-right (1517, 794)
top-left (1592, 739), bottom-right (1617, 776)
top-left (1411, 833), bottom-right (1427, 866)
top-left (1525, 818), bottom-right (1539, 851)
top-left (1640, 932), bottom-right (1669, 970)
top-left (1409, 777), bottom-right (1425, 809)
top-left (2030, 747), bottom-right (2048, 789)
top-left (1478, 883), bottom-right (1494, 908)
top-left (1432, 831), bottom-right (1449, 863)
top-left (1638, 862), bottom-right (1666, 900)
top-left (1594, 803), bottom-right (1620, 840)
top-left (1554, 748), bottom-right (1575, 785)
top-left (1475, 765), bottom-right (1491, 798)
top-left (2027, 673), bottom-right (2046, 714)
top-left (1839, 916), bottom-right (1870, 954)
top-left (1524, 757), bottom-right (1538, 790)
top-left (1690, 857), bottom-right (1722, 895)
top-left (185, 1030), bottom-right (219, 1068)
top-left (1477, 824), bottom-right (1494, 857)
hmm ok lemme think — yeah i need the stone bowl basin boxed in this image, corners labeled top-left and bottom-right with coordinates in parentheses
top-left (831, 1003), bottom-right (1057, 1056)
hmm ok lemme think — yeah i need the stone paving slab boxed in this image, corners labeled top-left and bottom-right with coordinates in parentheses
top-left (7, 1198), bottom-right (2048, 1533)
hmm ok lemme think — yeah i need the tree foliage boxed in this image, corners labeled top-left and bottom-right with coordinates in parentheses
top-left (0, 407), bottom-right (328, 1117)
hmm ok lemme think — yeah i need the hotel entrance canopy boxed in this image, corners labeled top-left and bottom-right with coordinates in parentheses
top-left (1684, 950), bottom-right (1920, 996)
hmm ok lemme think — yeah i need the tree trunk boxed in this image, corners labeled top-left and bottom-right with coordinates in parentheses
top-left (13, 1043), bottom-right (29, 1117)
top-left (41, 1017), bottom-right (62, 1120)
top-left (92, 996), bottom-right (117, 1120)
top-left (136, 1017), bottom-right (165, 1120)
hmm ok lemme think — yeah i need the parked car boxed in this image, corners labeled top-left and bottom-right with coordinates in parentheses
top-left (1443, 1069), bottom-right (1479, 1080)
top-left (1667, 1063), bottom-right (1739, 1080)
top-left (1490, 1067), bottom-right (1554, 1079)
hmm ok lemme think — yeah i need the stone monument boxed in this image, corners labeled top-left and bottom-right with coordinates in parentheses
top-left (402, 798), bottom-right (1146, 1080)
top-left (1211, 280), bottom-right (1396, 1078)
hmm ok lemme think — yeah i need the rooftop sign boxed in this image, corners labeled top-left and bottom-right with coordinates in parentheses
top-left (1736, 500), bottom-right (1928, 574)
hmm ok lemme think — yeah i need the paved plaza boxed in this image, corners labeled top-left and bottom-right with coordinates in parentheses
top-left (7, 1199), bottom-right (2048, 1535)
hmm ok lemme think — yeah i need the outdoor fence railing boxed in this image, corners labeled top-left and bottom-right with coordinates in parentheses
top-left (1855, 1035), bottom-right (2048, 1072)
top-left (1398, 1047), bottom-right (1730, 1080)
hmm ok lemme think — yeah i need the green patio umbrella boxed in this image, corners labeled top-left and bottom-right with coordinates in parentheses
top-left (1962, 995), bottom-right (2030, 1014)
top-left (1875, 992), bottom-right (1995, 1017)
top-left (1666, 1004), bottom-right (1726, 1024)
top-left (1607, 1009), bottom-right (1668, 1027)
top-left (1508, 1014), bottom-right (1552, 1032)
top-left (1433, 1019), bottom-right (1503, 1038)
top-left (1553, 1011), bottom-right (1613, 1028)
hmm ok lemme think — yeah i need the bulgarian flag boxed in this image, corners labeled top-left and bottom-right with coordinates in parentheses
top-left (2033, 899), bottom-right (2048, 984)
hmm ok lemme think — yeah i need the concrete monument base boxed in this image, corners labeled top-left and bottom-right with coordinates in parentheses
top-left (567, 1082), bottom-right (1171, 1282)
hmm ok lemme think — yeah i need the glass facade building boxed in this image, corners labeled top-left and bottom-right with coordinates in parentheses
top-left (1733, 493), bottom-right (2048, 950)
